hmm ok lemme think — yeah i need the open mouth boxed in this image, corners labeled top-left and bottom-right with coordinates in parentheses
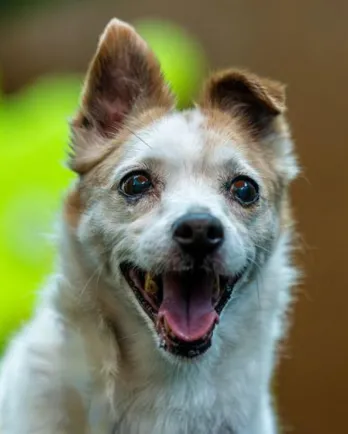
top-left (120, 263), bottom-right (245, 358)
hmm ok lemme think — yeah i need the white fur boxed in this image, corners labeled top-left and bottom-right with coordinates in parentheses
top-left (0, 109), bottom-right (298, 434)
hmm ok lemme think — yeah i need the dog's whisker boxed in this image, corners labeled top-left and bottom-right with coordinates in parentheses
top-left (123, 124), bottom-right (152, 149)
top-left (253, 243), bottom-right (273, 255)
top-left (118, 331), bottom-right (146, 342)
top-left (79, 263), bottom-right (105, 299)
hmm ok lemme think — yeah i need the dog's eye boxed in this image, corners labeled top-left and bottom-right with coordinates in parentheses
top-left (120, 172), bottom-right (153, 197)
top-left (229, 176), bottom-right (259, 206)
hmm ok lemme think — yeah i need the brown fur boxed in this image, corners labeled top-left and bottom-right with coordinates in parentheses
top-left (64, 188), bottom-right (84, 229)
top-left (200, 68), bottom-right (285, 115)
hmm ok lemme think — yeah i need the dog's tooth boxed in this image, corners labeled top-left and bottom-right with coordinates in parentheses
top-left (163, 318), bottom-right (175, 338)
top-left (163, 318), bottom-right (169, 333)
top-left (145, 273), bottom-right (158, 295)
top-left (164, 318), bottom-right (171, 334)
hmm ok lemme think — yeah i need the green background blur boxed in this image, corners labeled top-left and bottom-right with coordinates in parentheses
top-left (1, 1), bottom-right (348, 433)
top-left (0, 75), bottom-right (78, 350)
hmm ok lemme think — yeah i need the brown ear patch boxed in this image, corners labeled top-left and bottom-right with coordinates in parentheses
top-left (77, 19), bottom-right (173, 137)
top-left (69, 19), bottom-right (174, 175)
top-left (200, 69), bottom-right (286, 136)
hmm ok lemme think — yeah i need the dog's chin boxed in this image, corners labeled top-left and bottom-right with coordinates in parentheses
top-left (120, 262), bottom-right (246, 359)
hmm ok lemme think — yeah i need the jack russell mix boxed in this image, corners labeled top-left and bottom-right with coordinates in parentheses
top-left (0, 18), bottom-right (299, 434)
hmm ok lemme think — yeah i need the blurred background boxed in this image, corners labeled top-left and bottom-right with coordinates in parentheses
top-left (0, 1), bottom-right (347, 432)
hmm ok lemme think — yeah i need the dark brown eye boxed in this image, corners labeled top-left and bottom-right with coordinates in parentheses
top-left (230, 176), bottom-right (259, 206)
top-left (120, 172), bottom-right (153, 197)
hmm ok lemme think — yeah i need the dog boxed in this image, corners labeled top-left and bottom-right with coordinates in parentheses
top-left (0, 18), bottom-right (299, 434)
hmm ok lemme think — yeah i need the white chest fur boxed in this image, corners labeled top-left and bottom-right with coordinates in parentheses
top-left (0, 234), bottom-right (294, 434)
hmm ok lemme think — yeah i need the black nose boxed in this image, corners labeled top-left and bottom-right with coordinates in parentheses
top-left (172, 213), bottom-right (224, 259)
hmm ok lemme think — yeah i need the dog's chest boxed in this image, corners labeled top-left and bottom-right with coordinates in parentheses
top-left (110, 376), bottom-right (237, 434)
top-left (112, 403), bottom-right (235, 434)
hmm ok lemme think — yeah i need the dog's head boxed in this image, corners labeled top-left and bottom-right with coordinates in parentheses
top-left (65, 19), bottom-right (298, 360)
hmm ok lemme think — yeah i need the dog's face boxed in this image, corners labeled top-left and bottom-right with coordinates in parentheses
top-left (66, 19), bottom-right (298, 360)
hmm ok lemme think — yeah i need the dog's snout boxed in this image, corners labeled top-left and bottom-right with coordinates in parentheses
top-left (172, 213), bottom-right (224, 258)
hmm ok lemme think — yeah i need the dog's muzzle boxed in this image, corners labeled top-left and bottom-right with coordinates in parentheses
top-left (121, 213), bottom-right (246, 359)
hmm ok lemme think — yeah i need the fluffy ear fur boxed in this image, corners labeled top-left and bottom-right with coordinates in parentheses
top-left (200, 69), bottom-right (286, 136)
top-left (69, 18), bottom-right (174, 174)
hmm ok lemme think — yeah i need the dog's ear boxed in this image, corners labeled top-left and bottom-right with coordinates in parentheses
top-left (70, 18), bottom-right (174, 174)
top-left (200, 69), bottom-right (286, 136)
top-left (201, 69), bottom-right (298, 181)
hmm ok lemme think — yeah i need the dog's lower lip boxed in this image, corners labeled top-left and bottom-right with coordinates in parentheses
top-left (120, 263), bottom-right (245, 358)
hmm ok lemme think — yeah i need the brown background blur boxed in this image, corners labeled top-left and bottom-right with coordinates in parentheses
top-left (1, 1), bottom-right (347, 432)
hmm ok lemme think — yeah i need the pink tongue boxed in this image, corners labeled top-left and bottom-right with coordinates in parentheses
top-left (158, 271), bottom-right (218, 342)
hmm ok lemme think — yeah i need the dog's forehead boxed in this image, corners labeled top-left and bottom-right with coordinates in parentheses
top-left (120, 109), bottom-right (249, 171)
